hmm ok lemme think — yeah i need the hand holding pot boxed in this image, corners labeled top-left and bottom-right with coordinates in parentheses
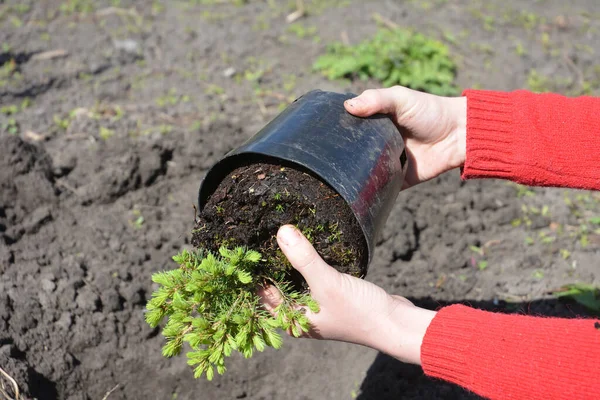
top-left (259, 225), bottom-right (436, 365)
top-left (344, 86), bottom-right (467, 189)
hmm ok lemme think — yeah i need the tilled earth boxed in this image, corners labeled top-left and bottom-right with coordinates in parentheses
top-left (1, 1), bottom-right (599, 399)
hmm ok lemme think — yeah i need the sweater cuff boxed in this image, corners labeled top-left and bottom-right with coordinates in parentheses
top-left (420, 304), bottom-right (478, 388)
top-left (461, 90), bottom-right (521, 181)
top-left (421, 304), bottom-right (600, 399)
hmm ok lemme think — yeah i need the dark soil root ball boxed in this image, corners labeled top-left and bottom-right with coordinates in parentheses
top-left (191, 161), bottom-right (367, 290)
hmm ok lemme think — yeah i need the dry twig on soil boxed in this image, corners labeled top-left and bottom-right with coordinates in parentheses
top-left (340, 30), bottom-right (350, 46)
top-left (372, 12), bottom-right (399, 30)
top-left (0, 366), bottom-right (20, 400)
top-left (22, 131), bottom-right (46, 142)
top-left (256, 97), bottom-right (268, 117)
top-left (95, 7), bottom-right (141, 20)
top-left (101, 384), bottom-right (120, 400)
top-left (562, 53), bottom-right (585, 89)
top-left (286, 0), bottom-right (305, 23)
top-left (31, 49), bottom-right (69, 61)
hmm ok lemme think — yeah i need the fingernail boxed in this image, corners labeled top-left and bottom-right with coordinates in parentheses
top-left (278, 225), bottom-right (301, 246)
top-left (345, 98), bottom-right (357, 108)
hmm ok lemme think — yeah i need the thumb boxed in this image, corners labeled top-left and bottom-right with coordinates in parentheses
top-left (277, 225), bottom-right (338, 290)
top-left (344, 87), bottom-right (405, 117)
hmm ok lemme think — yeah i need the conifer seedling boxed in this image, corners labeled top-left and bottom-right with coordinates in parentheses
top-left (146, 162), bottom-right (367, 380)
top-left (145, 246), bottom-right (320, 380)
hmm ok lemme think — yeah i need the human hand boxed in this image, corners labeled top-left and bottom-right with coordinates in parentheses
top-left (259, 225), bottom-right (436, 365)
top-left (344, 86), bottom-right (467, 189)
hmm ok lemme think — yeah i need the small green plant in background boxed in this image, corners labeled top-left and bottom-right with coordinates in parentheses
top-left (477, 260), bottom-right (488, 271)
top-left (99, 126), bottom-right (115, 140)
top-left (156, 89), bottom-right (190, 107)
top-left (313, 28), bottom-right (458, 95)
top-left (204, 83), bottom-right (225, 96)
top-left (559, 249), bottom-right (571, 260)
top-left (552, 283), bottom-right (600, 312)
top-left (0, 58), bottom-right (22, 87)
top-left (513, 183), bottom-right (535, 198)
top-left (532, 269), bottom-right (545, 279)
top-left (527, 67), bottom-right (600, 97)
top-left (59, 0), bottom-right (95, 15)
top-left (129, 208), bottom-right (145, 229)
top-left (53, 114), bottom-right (72, 131)
top-left (527, 69), bottom-right (553, 93)
top-left (1, 98), bottom-right (30, 135)
top-left (146, 247), bottom-right (319, 380)
top-left (2, 118), bottom-right (19, 135)
top-left (287, 23), bottom-right (318, 40)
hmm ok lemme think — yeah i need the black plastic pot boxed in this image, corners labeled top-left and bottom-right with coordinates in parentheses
top-left (198, 89), bottom-right (407, 273)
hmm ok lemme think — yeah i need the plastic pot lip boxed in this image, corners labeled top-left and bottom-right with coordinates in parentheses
top-left (198, 150), bottom-right (372, 268)
top-left (199, 148), bottom-right (343, 209)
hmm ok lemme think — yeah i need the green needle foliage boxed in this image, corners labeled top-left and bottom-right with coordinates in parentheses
top-left (145, 247), bottom-right (320, 380)
top-left (313, 28), bottom-right (458, 96)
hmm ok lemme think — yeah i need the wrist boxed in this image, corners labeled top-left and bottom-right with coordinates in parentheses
top-left (370, 296), bottom-right (436, 365)
top-left (449, 96), bottom-right (467, 170)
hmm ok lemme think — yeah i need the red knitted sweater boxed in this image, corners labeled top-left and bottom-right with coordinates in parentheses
top-left (420, 90), bottom-right (600, 399)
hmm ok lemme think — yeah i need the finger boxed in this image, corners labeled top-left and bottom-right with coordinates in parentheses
top-left (390, 294), bottom-right (414, 306)
top-left (276, 225), bottom-right (338, 290)
top-left (257, 285), bottom-right (283, 314)
top-left (258, 283), bottom-right (312, 339)
top-left (344, 87), bottom-right (406, 117)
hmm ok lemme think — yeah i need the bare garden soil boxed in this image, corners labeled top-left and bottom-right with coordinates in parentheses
top-left (1, 1), bottom-right (599, 399)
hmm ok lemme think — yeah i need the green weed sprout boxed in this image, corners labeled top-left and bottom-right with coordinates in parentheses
top-left (145, 247), bottom-right (319, 380)
top-left (313, 28), bottom-right (458, 96)
top-left (552, 283), bottom-right (600, 312)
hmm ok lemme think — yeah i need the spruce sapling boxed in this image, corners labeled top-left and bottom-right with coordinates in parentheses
top-left (145, 246), bottom-right (320, 380)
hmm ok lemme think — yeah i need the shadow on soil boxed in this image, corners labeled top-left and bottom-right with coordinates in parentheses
top-left (27, 368), bottom-right (58, 400)
top-left (358, 297), bottom-right (598, 400)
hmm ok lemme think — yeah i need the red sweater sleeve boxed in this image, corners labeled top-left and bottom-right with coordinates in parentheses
top-left (421, 90), bottom-right (600, 399)
top-left (421, 305), bottom-right (600, 399)
top-left (461, 89), bottom-right (600, 190)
